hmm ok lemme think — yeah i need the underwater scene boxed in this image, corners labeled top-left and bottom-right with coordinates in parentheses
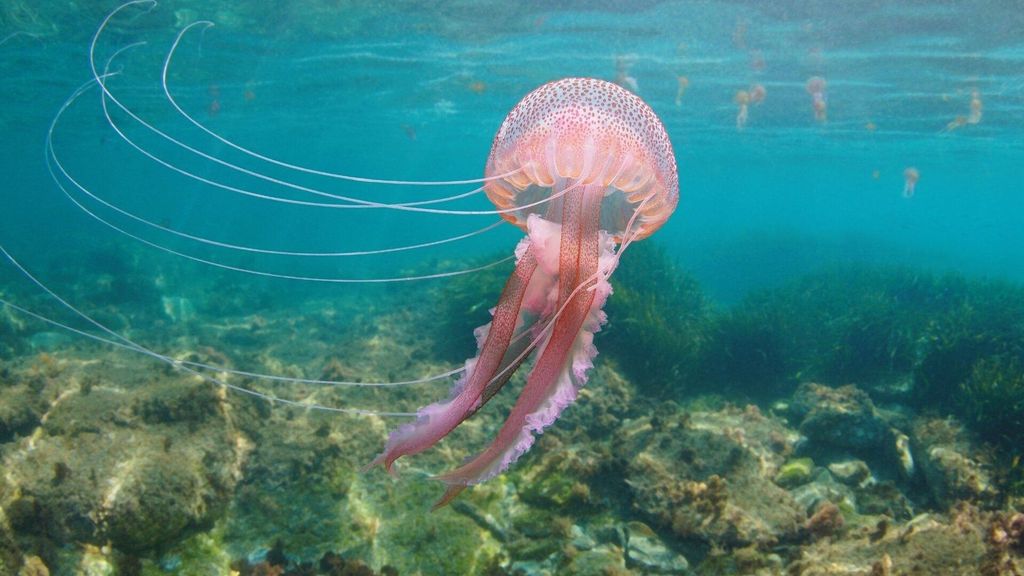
top-left (2, 0), bottom-right (1024, 574)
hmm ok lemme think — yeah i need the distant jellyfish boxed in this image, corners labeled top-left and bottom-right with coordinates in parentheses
top-left (748, 83), bottom-right (766, 105)
top-left (734, 89), bottom-right (750, 130)
top-left (806, 76), bottom-right (827, 122)
top-left (865, 121), bottom-right (876, 132)
top-left (675, 75), bottom-right (689, 107)
top-left (967, 89), bottom-right (982, 125)
top-left (871, 169), bottom-right (880, 180)
top-left (903, 167), bottom-right (920, 198)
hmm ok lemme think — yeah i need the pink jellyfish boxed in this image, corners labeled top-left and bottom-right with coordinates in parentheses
top-left (967, 89), bottom-right (983, 125)
top-left (368, 78), bottom-right (678, 506)
top-left (748, 83), bottom-right (766, 105)
top-left (903, 167), bottom-right (920, 198)
top-left (806, 76), bottom-right (827, 122)
top-left (735, 89), bottom-right (750, 130)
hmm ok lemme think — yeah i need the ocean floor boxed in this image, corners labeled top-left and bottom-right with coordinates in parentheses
top-left (1, 249), bottom-right (1023, 576)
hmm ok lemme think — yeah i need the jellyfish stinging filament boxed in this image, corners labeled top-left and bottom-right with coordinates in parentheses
top-left (368, 78), bottom-right (679, 506)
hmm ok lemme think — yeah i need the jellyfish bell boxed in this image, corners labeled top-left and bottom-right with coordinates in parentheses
top-left (806, 76), bottom-right (826, 95)
top-left (369, 78), bottom-right (678, 505)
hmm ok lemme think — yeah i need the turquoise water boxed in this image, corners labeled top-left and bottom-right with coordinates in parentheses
top-left (1, 1), bottom-right (1024, 574)
top-left (3, 0), bottom-right (1022, 303)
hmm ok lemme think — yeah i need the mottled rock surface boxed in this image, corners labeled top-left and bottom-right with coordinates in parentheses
top-left (619, 405), bottom-right (806, 549)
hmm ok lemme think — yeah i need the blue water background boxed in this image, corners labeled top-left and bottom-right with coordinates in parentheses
top-left (1, 0), bottom-right (1022, 310)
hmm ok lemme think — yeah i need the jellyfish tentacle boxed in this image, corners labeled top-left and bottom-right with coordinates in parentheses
top-left (159, 20), bottom-right (521, 187)
top-left (432, 180), bottom-right (611, 503)
top-left (0, 247), bottom-right (416, 417)
top-left (367, 244), bottom-right (542, 472)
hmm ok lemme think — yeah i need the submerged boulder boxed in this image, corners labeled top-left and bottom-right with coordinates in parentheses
top-left (0, 359), bottom-right (249, 553)
top-left (619, 405), bottom-right (805, 550)
top-left (912, 417), bottom-right (998, 509)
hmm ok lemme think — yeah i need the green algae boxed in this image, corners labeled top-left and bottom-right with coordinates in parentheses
top-left (775, 458), bottom-right (815, 487)
top-left (141, 527), bottom-right (233, 576)
top-left (374, 480), bottom-right (501, 574)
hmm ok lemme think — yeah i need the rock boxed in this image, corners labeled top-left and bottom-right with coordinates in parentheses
top-left (790, 475), bottom-right (855, 516)
top-left (854, 481), bottom-right (914, 520)
top-left (0, 384), bottom-right (42, 443)
top-left (776, 458), bottom-right (815, 487)
top-left (912, 418), bottom-right (998, 509)
top-left (922, 446), bottom-right (996, 508)
top-left (791, 383), bottom-right (891, 455)
top-left (0, 375), bottom-right (248, 553)
top-left (619, 406), bottom-right (806, 548)
top-left (828, 460), bottom-right (870, 486)
top-left (18, 555), bottom-right (49, 576)
top-left (787, 504), bottom-right (989, 575)
top-left (626, 522), bottom-right (690, 574)
top-left (1, 522), bottom-right (23, 576)
top-left (570, 525), bottom-right (596, 551)
top-left (893, 432), bottom-right (914, 479)
top-left (566, 545), bottom-right (625, 576)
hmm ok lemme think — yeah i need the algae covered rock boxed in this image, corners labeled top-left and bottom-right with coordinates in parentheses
top-left (787, 504), bottom-right (990, 575)
top-left (625, 521), bottom-right (690, 574)
top-left (913, 418), bottom-right (998, 509)
top-left (619, 406), bottom-right (805, 549)
top-left (0, 383), bottom-right (42, 443)
top-left (0, 362), bottom-right (249, 554)
top-left (827, 459), bottom-right (871, 486)
top-left (791, 383), bottom-right (891, 454)
top-left (775, 458), bottom-right (815, 488)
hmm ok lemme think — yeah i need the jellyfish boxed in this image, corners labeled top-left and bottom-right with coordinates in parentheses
top-left (1, 3), bottom-right (679, 509)
top-left (368, 77), bottom-right (678, 505)
top-left (675, 75), bottom-right (689, 107)
top-left (903, 167), bottom-right (920, 198)
top-left (748, 83), bottom-right (766, 105)
top-left (967, 89), bottom-right (982, 125)
top-left (806, 76), bottom-right (827, 122)
top-left (734, 89), bottom-right (750, 130)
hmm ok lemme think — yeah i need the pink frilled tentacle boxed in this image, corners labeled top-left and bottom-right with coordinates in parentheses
top-left (433, 183), bottom-right (617, 505)
top-left (366, 219), bottom-right (561, 474)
